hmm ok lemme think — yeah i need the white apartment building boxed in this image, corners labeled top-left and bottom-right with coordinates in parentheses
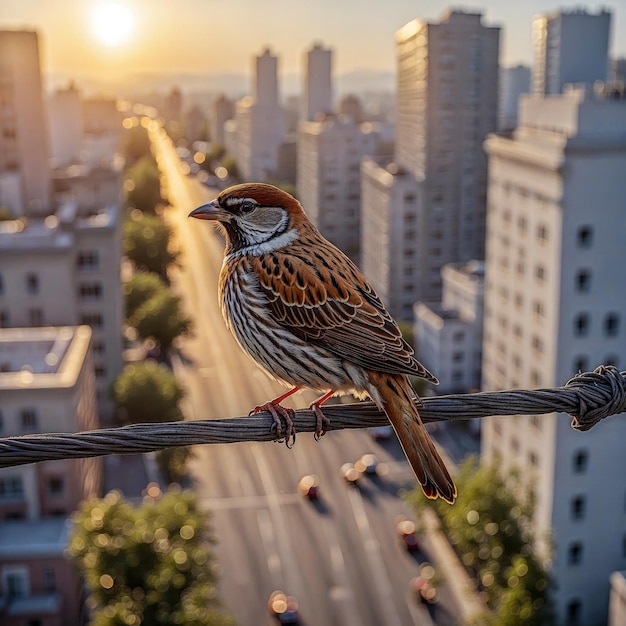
top-left (48, 84), bottom-right (82, 168)
top-left (414, 261), bottom-right (484, 393)
top-left (361, 10), bottom-right (498, 319)
top-left (303, 43), bottom-right (333, 122)
top-left (0, 325), bottom-right (100, 626)
top-left (0, 326), bottom-right (101, 520)
top-left (499, 65), bottom-right (531, 131)
top-left (482, 85), bottom-right (626, 626)
top-left (233, 49), bottom-right (286, 181)
top-left (532, 8), bottom-right (611, 96)
top-left (0, 30), bottom-right (51, 216)
top-left (298, 115), bottom-right (378, 261)
top-left (0, 202), bottom-right (123, 420)
top-left (360, 159), bottom-right (423, 320)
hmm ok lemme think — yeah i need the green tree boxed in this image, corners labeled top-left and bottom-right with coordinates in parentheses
top-left (123, 272), bottom-right (168, 319)
top-left (68, 488), bottom-right (234, 626)
top-left (125, 155), bottom-right (166, 213)
top-left (111, 361), bottom-right (185, 424)
top-left (124, 214), bottom-right (180, 280)
top-left (130, 290), bottom-right (193, 353)
top-left (221, 156), bottom-right (239, 180)
top-left (122, 125), bottom-right (152, 166)
top-left (407, 456), bottom-right (555, 626)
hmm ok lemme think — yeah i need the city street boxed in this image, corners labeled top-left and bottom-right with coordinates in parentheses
top-left (151, 128), bottom-right (464, 626)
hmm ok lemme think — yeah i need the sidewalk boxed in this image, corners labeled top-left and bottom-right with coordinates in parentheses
top-left (422, 508), bottom-right (489, 623)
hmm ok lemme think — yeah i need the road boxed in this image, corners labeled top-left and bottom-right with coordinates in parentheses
top-left (150, 128), bottom-right (464, 626)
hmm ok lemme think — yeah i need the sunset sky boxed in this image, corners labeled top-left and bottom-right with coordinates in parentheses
top-left (1, 0), bottom-right (624, 84)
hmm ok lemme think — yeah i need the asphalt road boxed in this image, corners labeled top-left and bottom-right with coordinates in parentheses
top-left (150, 128), bottom-right (464, 626)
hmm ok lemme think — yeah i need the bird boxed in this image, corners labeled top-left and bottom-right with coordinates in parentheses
top-left (188, 183), bottom-right (456, 504)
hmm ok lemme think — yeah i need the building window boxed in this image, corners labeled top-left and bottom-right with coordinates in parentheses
top-left (568, 542), bottom-right (583, 565)
top-left (48, 477), bottom-right (65, 496)
top-left (29, 309), bottom-right (44, 327)
top-left (78, 283), bottom-right (103, 301)
top-left (77, 250), bottom-right (100, 271)
top-left (43, 567), bottom-right (56, 593)
top-left (0, 310), bottom-right (8, 327)
top-left (573, 449), bottom-right (588, 474)
top-left (573, 355), bottom-right (588, 373)
top-left (93, 342), bottom-right (105, 356)
top-left (566, 599), bottom-right (582, 625)
top-left (529, 451), bottom-right (538, 466)
top-left (604, 313), bottom-right (620, 336)
top-left (574, 313), bottom-right (589, 337)
top-left (571, 495), bottom-right (586, 520)
top-left (535, 265), bottom-right (545, 282)
top-left (95, 366), bottom-right (107, 379)
top-left (80, 313), bottom-right (104, 328)
top-left (20, 408), bottom-right (38, 432)
top-left (0, 476), bottom-right (24, 500)
top-left (26, 272), bottom-right (39, 294)
top-left (575, 269), bottom-right (591, 293)
top-left (577, 225), bottom-right (593, 247)
top-left (604, 354), bottom-right (619, 368)
top-left (4, 569), bottom-right (28, 598)
top-left (453, 331), bottom-right (465, 342)
top-left (537, 224), bottom-right (549, 243)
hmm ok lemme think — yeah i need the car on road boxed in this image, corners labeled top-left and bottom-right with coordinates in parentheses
top-left (396, 518), bottom-right (419, 551)
top-left (355, 453), bottom-right (380, 475)
top-left (268, 590), bottom-right (300, 624)
top-left (297, 474), bottom-right (320, 500)
top-left (410, 563), bottom-right (439, 605)
top-left (340, 462), bottom-right (361, 484)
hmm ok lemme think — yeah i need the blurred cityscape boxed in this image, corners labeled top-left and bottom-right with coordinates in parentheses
top-left (0, 2), bottom-right (625, 625)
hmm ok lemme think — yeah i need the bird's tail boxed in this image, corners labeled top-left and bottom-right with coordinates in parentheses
top-left (368, 371), bottom-right (456, 504)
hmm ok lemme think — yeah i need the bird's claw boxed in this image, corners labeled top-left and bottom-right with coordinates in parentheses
top-left (310, 403), bottom-right (331, 441)
top-left (250, 402), bottom-right (296, 448)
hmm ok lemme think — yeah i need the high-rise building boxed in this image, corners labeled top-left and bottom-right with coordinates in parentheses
top-left (297, 115), bottom-right (378, 261)
top-left (361, 10), bottom-right (498, 319)
top-left (395, 11), bottom-right (498, 265)
top-left (303, 43), bottom-right (333, 122)
top-left (414, 260), bottom-right (484, 393)
top-left (0, 30), bottom-right (51, 216)
top-left (233, 48), bottom-right (285, 181)
top-left (162, 87), bottom-right (183, 123)
top-left (210, 94), bottom-right (234, 147)
top-left (48, 83), bottom-right (83, 168)
top-left (360, 159), bottom-right (423, 320)
top-left (499, 65), bottom-right (531, 131)
top-left (532, 8), bottom-right (611, 95)
top-left (482, 85), bottom-right (626, 625)
top-left (0, 201), bottom-right (123, 420)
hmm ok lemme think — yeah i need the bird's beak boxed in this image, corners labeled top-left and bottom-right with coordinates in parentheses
top-left (188, 200), bottom-right (232, 222)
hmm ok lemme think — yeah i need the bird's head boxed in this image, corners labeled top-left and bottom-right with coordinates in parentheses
top-left (188, 183), bottom-right (306, 255)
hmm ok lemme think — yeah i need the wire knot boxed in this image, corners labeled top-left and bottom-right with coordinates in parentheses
top-left (565, 365), bottom-right (626, 431)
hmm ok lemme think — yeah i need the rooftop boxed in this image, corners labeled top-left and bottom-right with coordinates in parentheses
top-left (0, 516), bottom-right (71, 558)
top-left (0, 326), bottom-right (92, 391)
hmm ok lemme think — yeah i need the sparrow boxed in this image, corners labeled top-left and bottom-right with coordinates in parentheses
top-left (189, 183), bottom-right (456, 503)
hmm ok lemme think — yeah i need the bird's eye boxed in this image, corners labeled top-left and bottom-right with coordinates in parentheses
top-left (238, 201), bottom-right (256, 214)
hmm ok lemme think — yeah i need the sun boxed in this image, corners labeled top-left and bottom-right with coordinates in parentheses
top-left (91, 1), bottom-right (134, 47)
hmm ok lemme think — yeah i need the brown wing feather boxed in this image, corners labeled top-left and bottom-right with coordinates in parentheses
top-left (249, 234), bottom-right (438, 383)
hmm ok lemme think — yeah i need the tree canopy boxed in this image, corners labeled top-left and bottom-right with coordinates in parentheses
top-left (130, 289), bottom-right (193, 353)
top-left (111, 361), bottom-right (185, 425)
top-left (68, 487), bottom-right (234, 626)
top-left (407, 456), bottom-right (555, 626)
top-left (123, 271), bottom-right (168, 320)
top-left (124, 213), bottom-right (180, 280)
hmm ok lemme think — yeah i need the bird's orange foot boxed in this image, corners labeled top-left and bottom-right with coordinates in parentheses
top-left (309, 401), bottom-right (332, 441)
top-left (250, 402), bottom-right (296, 448)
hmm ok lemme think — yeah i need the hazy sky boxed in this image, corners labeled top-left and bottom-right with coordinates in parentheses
top-left (1, 0), bottom-right (625, 81)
